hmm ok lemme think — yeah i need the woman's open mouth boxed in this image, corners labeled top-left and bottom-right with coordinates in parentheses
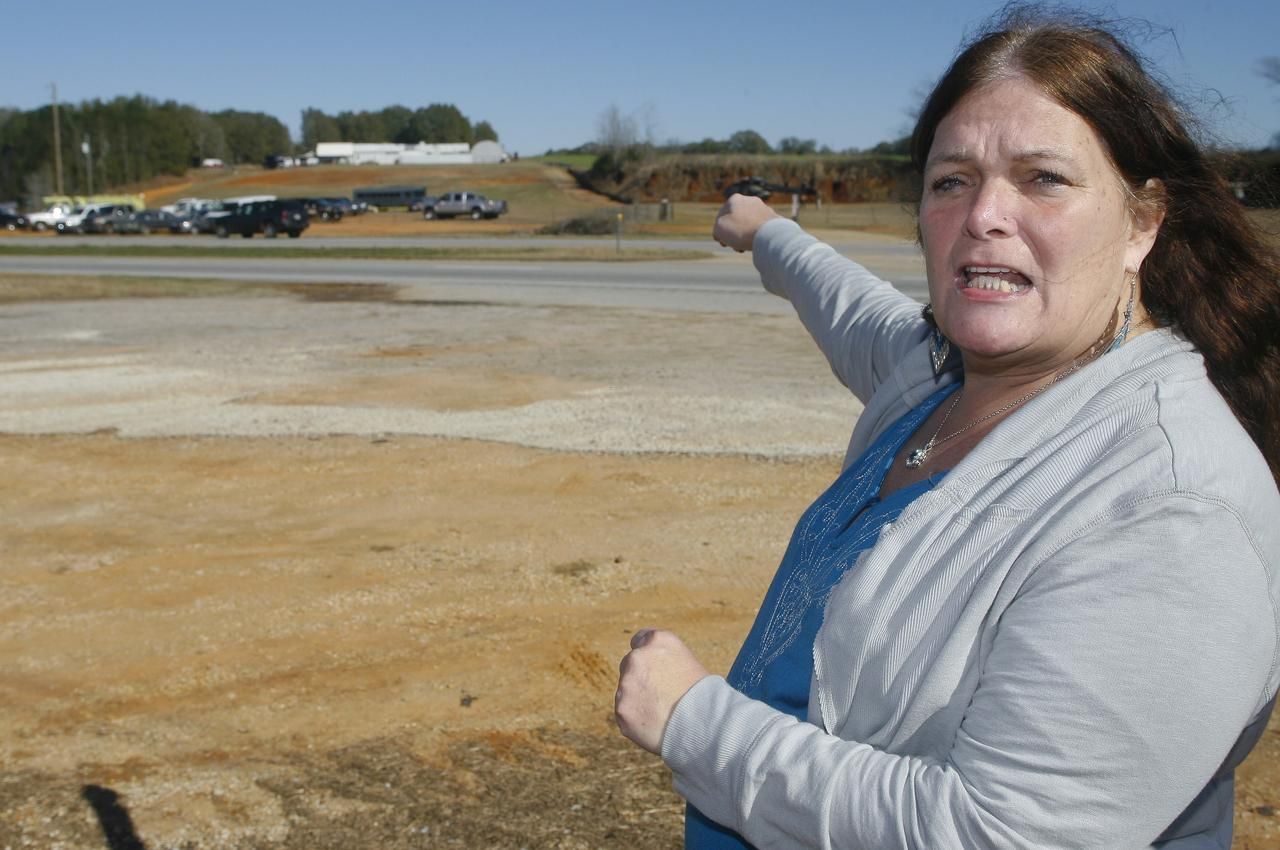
top-left (962, 266), bottom-right (1032, 294)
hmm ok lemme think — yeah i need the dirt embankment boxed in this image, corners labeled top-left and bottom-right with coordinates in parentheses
top-left (580, 154), bottom-right (920, 204)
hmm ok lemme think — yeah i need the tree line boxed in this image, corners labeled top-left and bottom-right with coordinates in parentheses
top-left (300, 104), bottom-right (497, 150)
top-left (0, 97), bottom-right (500, 206)
top-left (0, 96), bottom-right (291, 205)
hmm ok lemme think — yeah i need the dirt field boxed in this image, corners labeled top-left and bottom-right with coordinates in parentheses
top-left (3, 432), bottom-right (835, 849)
top-left (0, 277), bottom-right (852, 848)
top-left (4, 259), bottom-right (1280, 847)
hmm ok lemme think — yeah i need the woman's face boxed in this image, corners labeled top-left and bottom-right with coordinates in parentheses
top-left (920, 75), bottom-right (1159, 376)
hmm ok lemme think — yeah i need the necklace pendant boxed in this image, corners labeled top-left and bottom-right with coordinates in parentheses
top-left (905, 447), bottom-right (929, 469)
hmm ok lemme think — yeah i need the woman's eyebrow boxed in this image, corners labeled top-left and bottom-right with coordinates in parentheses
top-left (925, 149), bottom-right (971, 168)
top-left (1011, 148), bottom-right (1076, 164)
top-left (925, 147), bottom-right (1077, 168)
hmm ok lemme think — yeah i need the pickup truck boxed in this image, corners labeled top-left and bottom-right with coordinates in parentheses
top-left (421, 191), bottom-right (508, 220)
top-left (24, 203), bottom-right (77, 232)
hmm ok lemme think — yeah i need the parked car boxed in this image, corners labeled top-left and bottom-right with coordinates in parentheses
top-left (297, 198), bottom-right (344, 221)
top-left (263, 154), bottom-right (303, 169)
top-left (214, 200), bottom-right (308, 238)
top-left (420, 192), bottom-right (508, 220)
top-left (193, 196), bottom-right (275, 234)
top-left (324, 197), bottom-right (359, 217)
top-left (57, 203), bottom-right (135, 234)
top-left (162, 197), bottom-right (218, 220)
top-left (1, 210), bottom-right (28, 231)
top-left (81, 204), bottom-right (137, 234)
top-left (194, 201), bottom-right (236, 234)
top-left (25, 203), bottom-right (77, 231)
top-left (115, 209), bottom-right (194, 235)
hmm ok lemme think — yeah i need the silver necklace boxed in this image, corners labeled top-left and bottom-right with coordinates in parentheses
top-left (908, 278), bottom-right (1145, 470)
top-left (904, 357), bottom-right (1091, 469)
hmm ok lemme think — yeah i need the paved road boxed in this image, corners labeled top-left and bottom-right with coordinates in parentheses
top-left (0, 235), bottom-right (929, 313)
top-left (2, 233), bottom-right (926, 257)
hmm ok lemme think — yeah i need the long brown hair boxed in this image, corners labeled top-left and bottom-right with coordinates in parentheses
top-left (911, 7), bottom-right (1280, 482)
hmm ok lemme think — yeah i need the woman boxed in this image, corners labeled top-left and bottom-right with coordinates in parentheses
top-left (615, 11), bottom-right (1280, 849)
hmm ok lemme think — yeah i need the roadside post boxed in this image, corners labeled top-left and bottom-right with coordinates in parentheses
top-left (616, 213), bottom-right (623, 254)
top-left (82, 137), bottom-right (93, 195)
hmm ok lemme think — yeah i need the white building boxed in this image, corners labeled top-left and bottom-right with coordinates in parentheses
top-left (470, 141), bottom-right (508, 164)
top-left (312, 141), bottom-right (508, 166)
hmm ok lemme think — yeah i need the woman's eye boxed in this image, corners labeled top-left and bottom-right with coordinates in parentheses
top-left (1033, 170), bottom-right (1069, 186)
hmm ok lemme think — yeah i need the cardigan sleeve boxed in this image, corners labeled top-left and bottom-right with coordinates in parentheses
top-left (661, 494), bottom-right (1277, 849)
top-left (752, 218), bottom-right (930, 405)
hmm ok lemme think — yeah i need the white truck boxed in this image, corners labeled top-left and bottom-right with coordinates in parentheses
top-left (24, 203), bottom-right (78, 232)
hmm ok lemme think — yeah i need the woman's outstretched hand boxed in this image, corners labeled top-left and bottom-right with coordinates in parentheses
top-left (713, 194), bottom-right (782, 253)
top-left (616, 628), bottom-right (710, 754)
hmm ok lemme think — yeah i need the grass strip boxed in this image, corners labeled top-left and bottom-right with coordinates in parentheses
top-left (0, 274), bottom-right (405, 304)
top-left (0, 244), bottom-right (711, 262)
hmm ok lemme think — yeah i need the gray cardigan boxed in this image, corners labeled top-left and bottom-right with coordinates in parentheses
top-left (662, 219), bottom-right (1280, 849)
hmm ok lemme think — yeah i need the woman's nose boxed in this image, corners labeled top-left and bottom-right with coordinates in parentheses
top-left (964, 181), bottom-right (1017, 239)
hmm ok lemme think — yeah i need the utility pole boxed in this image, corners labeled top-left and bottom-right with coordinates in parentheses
top-left (51, 83), bottom-right (64, 195)
top-left (82, 135), bottom-right (93, 195)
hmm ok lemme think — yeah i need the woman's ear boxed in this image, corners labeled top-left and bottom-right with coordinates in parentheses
top-left (1126, 178), bottom-right (1166, 271)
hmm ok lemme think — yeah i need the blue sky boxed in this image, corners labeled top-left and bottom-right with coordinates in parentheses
top-left (5, 0), bottom-right (1277, 154)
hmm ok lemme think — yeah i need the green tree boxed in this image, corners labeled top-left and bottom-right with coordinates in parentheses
top-left (335, 110), bottom-right (381, 142)
top-left (379, 105), bottom-right (414, 143)
top-left (870, 134), bottom-right (911, 156)
top-left (186, 107), bottom-right (227, 161)
top-left (727, 129), bottom-right (772, 154)
top-left (778, 136), bottom-right (817, 155)
top-left (473, 120), bottom-right (498, 142)
top-left (415, 103), bottom-right (473, 143)
top-left (212, 110), bottom-right (291, 163)
top-left (682, 137), bottom-right (730, 154)
top-left (301, 108), bottom-right (342, 149)
top-left (302, 104), bottom-right (489, 147)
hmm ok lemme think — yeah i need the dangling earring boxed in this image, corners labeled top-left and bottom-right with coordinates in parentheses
top-left (1107, 273), bottom-right (1138, 353)
top-left (923, 304), bottom-right (951, 375)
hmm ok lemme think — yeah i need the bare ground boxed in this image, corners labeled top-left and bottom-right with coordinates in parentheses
top-left (3, 269), bottom-right (1280, 848)
top-left (2, 432), bottom-right (834, 849)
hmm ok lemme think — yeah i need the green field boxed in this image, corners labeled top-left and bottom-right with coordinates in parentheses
top-left (527, 153), bottom-right (599, 170)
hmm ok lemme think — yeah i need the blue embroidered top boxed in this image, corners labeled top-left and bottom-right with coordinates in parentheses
top-left (685, 382), bottom-right (959, 849)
